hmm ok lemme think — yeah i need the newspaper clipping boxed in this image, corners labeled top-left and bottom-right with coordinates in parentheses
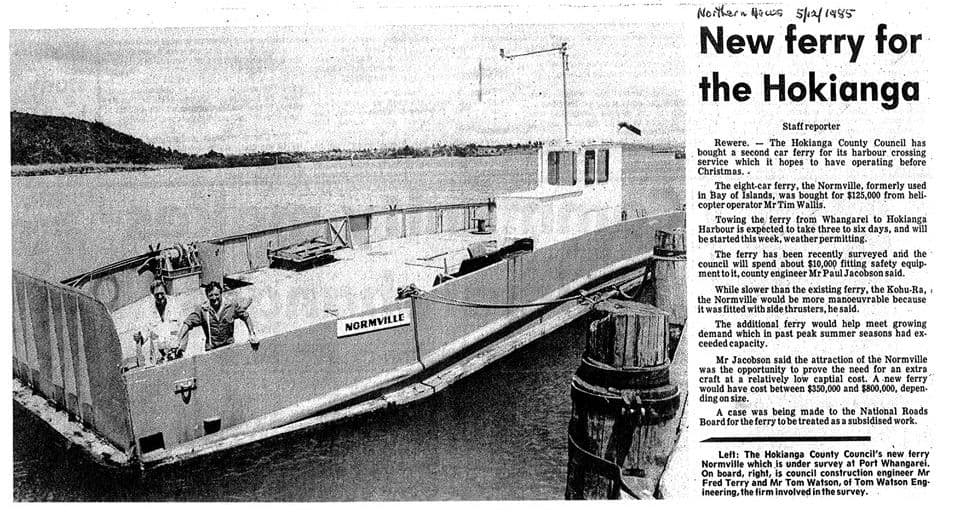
top-left (4, 0), bottom-right (946, 503)
top-left (687, 1), bottom-right (935, 499)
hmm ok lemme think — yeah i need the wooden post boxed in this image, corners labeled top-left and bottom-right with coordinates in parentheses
top-left (565, 299), bottom-right (680, 499)
top-left (653, 228), bottom-right (686, 357)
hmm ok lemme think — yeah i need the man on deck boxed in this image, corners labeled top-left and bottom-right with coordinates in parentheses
top-left (177, 281), bottom-right (257, 353)
top-left (132, 280), bottom-right (183, 364)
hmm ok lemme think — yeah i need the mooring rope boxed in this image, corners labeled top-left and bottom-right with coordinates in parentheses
top-left (567, 432), bottom-right (643, 500)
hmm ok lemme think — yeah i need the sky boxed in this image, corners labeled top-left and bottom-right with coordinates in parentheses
top-left (10, 23), bottom-right (684, 154)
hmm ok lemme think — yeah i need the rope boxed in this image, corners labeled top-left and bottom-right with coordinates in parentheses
top-left (616, 269), bottom-right (651, 300)
top-left (615, 285), bottom-right (638, 300)
top-left (567, 433), bottom-right (643, 500)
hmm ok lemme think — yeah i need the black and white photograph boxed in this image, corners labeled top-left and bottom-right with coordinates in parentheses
top-left (9, 2), bottom-right (687, 501)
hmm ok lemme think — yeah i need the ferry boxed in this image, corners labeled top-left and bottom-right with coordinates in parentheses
top-left (12, 139), bottom-right (685, 469)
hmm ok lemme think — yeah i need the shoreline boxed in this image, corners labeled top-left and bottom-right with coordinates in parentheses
top-left (11, 163), bottom-right (181, 177)
top-left (11, 144), bottom-right (682, 178)
top-left (10, 152), bottom-right (536, 177)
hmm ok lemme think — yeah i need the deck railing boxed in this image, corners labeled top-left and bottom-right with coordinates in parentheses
top-left (62, 201), bottom-right (496, 312)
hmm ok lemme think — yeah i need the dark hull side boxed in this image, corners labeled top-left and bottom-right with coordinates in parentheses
top-left (12, 211), bottom-right (684, 468)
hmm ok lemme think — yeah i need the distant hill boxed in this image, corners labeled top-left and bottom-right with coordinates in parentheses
top-left (11, 111), bottom-right (187, 165)
top-left (11, 111), bottom-right (675, 174)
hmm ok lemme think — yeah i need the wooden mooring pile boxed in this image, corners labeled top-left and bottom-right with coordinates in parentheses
top-left (565, 228), bottom-right (686, 499)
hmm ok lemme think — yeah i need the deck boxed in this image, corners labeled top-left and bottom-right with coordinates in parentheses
top-left (111, 229), bottom-right (496, 361)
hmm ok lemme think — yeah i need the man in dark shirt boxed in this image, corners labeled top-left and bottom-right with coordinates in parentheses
top-left (177, 281), bottom-right (257, 353)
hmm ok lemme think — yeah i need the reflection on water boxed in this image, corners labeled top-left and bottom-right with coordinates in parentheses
top-left (14, 319), bottom-right (588, 501)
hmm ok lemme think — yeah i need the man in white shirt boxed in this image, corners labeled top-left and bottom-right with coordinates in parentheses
top-left (133, 280), bottom-right (183, 363)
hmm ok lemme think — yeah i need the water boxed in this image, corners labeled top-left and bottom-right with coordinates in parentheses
top-left (11, 150), bottom-right (683, 501)
top-left (14, 319), bottom-right (586, 501)
top-left (11, 150), bottom-right (683, 281)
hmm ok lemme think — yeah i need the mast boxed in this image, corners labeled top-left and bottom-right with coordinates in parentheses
top-left (500, 42), bottom-right (569, 141)
top-left (478, 59), bottom-right (483, 102)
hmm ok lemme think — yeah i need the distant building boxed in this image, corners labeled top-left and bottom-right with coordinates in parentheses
top-left (476, 146), bottom-right (503, 156)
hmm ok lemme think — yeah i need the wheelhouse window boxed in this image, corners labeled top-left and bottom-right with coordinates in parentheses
top-left (597, 149), bottom-right (609, 183)
top-left (585, 150), bottom-right (596, 185)
top-left (547, 151), bottom-right (577, 186)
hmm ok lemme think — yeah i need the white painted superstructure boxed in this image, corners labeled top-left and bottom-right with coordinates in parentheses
top-left (496, 142), bottom-right (623, 249)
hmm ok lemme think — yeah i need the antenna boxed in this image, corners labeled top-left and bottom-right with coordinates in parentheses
top-left (500, 42), bottom-right (569, 141)
top-left (478, 59), bottom-right (483, 102)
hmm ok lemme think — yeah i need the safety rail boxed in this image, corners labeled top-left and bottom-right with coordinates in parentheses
top-left (61, 201), bottom-right (496, 312)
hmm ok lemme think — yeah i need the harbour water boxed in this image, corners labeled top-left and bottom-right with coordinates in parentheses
top-left (14, 319), bottom-right (586, 501)
top-left (11, 149), bottom-right (683, 500)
